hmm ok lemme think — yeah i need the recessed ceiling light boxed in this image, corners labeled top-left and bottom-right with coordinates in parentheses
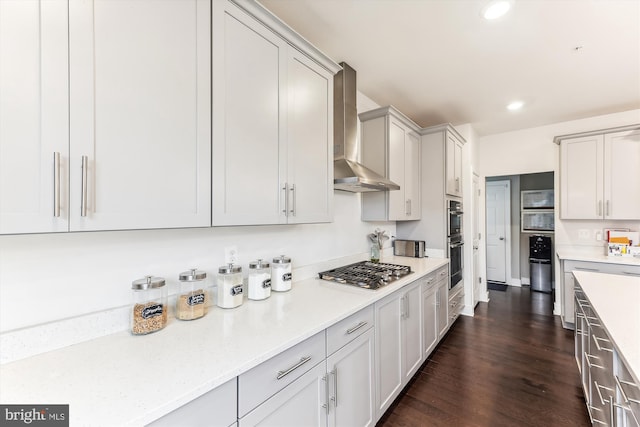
top-left (482, 0), bottom-right (513, 20)
top-left (507, 101), bottom-right (524, 111)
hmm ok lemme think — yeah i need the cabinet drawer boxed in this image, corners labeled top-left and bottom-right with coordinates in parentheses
top-left (326, 305), bottom-right (374, 355)
top-left (449, 289), bottom-right (464, 322)
top-left (147, 378), bottom-right (237, 427)
top-left (238, 331), bottom-right (325, 417)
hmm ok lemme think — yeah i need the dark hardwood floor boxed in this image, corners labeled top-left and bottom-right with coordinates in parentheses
top-left (378, 286), bottom-right (591, 427)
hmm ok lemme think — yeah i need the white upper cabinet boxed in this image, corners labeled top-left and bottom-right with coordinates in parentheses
top-left (559, 127), bottom-right (640, 220)
top-left (445, 132), bottom-right (463, 197)
top-left (212, 0), bottom-right (337, 226)
top-left (69, 0), bottom-right (211, 231)
top-left (360, 106), bottom-right (421, 221)
top-left (0, 0), bottom-right (69, 234)
top-left (1, 0), bottom-right (211, 234)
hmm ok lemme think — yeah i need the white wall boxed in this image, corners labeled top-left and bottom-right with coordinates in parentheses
top-left (0, 92), bottom-right (393, 334)
top-left (476, 109), bottom-right (640, 312)
top-left (477, 108), bottom-right (640, 249)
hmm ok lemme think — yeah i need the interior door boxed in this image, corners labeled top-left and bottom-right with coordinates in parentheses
top-left (486, 181), bottom-right (509, 284)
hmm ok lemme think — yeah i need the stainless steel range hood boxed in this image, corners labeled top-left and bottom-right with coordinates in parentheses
top-left (334, 63), bottom-right (400, 192)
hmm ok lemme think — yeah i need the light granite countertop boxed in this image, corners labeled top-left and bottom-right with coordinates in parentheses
top-left (0, 256), bottom-right (448, 426)
top-left (556, 248), bottom-right (640, 266)
top-left (573, 271), bottom-right (640, 385)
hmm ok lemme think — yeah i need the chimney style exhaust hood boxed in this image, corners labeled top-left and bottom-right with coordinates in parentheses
top-left (333, 63), bottom-right (400, 192)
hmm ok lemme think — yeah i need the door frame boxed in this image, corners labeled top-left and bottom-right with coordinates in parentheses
top-left (485, 180), bottom-right (511, 286)
top-left (472, 172), bottom-right (480, 305)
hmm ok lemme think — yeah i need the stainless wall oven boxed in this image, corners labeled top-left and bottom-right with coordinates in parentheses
top-left (448, 200), bottom-right (464, 289)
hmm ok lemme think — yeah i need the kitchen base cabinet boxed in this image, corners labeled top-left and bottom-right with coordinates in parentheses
top-left (327, 328), bottom-right (375, 427)
top-left (422, 284), bottom-right (438, 358)
top-left (437, 281), bottom-right (449, 339)
top-left (448, 285), bottom-right (464, 325)
top-left (147, 378), bottom-right (237, 427)
top-left (560, 260), bottom-right (640, 329)
top-left (374, 279), bottom-right (423, 419)
top-left (239, 362), bottom-right (328, 427)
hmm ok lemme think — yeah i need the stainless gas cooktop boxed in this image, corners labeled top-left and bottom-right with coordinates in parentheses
top-left (318, 261), bottom-right (412, 290)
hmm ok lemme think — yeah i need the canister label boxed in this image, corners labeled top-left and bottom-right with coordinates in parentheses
top-left (141, 304), bottom-right (164, 319)
top-left (231, 285), bottom-right (243, 296)
top-left (283, 273), bottom-right (292, 282)
top-left (262, 278), bottom-right (272, 288)
top-left (187, 293), bottom-right (206, 306)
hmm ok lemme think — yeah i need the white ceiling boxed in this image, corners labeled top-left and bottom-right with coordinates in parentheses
top-left (259, 0), bottom-right (640, 136)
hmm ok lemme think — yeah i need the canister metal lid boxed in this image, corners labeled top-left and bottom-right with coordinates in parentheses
top-left (272, 255), bottom-right (291, 264)
top-left (132, 275), bottom-right (166, 290)
top-left (249, 259), bottom-right (270, 269)
top-left (179, 268), bottom-right (207, 282)
top-left (218, 264), bottom-right (242, 274)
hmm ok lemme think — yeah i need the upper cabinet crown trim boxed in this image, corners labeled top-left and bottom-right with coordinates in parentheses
top-left (553, 123), bottom-right (640, 145)
top-left (419, 123), bottom-right (466, 144)
top-left (358, 105), bottom-right (421, 131)
top-left (231, 0), bottom-right (341, 74)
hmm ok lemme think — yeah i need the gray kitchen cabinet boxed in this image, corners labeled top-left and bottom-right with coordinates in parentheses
top-left (561, 260), bottom-right (640, 329)
top-left (327, 328), bottom-right (376, 427)
top-left (147, 378), bottom-right (237, 427)
top-left (239, 361), bottom-right (328, 427)
top-left (437, 279), bottom-right (450, 339)
top-left (422, 265), bottom-right (448, 358)
top-left (0, 0), bottom-right (69, 234)
top-left (445, 132), bottom-right (464, 198)
top-left (558, 127), bottom-right (640, 220)
top-left (212, 0), bottom-right (339, 226)
top-left (360, 106), bottom-right (422, 221)
top-left (1, 0), bottom-right (212, 234)
top-left (374, 279), bottom-right (423, 419)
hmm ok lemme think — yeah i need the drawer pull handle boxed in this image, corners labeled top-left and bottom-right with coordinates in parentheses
top-left (591, 334), bottom-right (613, 352)
top-left (276, 356), bottom-right (312, 380)
top-left (346, 321), bottom-right (368, 335)
top-left (585, 353), bottom-right (605, 370)
top-left (622, 271), bottom-right (640, 276)
top-left (575, 267), bottom-right (599, 272)
top-left (615, 375), bottom-right (640, 405)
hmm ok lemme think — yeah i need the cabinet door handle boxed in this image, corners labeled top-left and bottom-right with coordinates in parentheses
top-left (594, 381), bottom-right (613, 406)
top-left (290, 184), bottom-right (296, 216)
top-left (455, 177), bottom-right (460, 192)
top-left (598, 200), bottom-right (603, 216)
top-left (575, 267), bottom-right (599, 272)
top-left (606, 200), bottom-right (610, 216)
top-left (81, 155), bottom-right (88, 217)
top-left (276, 356), bottom-right (311, 380)
top-left (322, 373), bottom-right (329, 414)
top-left (282, 183), bottom-right (289, 217)
top-left (346, 321), bottom-right (368, 335)
top-left (331, 368), bottom-right (338, 407)
top-left (53, 152), bottom-right (60, 217)
top-left (406, 294), bottom-right (410, 318)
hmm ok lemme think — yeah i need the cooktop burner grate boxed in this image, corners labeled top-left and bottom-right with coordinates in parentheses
top-left (318, 261), bottom-right (412, 290)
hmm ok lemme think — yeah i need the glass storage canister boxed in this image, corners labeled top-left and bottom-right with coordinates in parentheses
top-left (271, 255), bottom-right (292, 292)
top-left (248, 259), bottom-right (271, 300)
top-left (131, 276), bottom-right (168, 335)
top-left (217, 264), bottom-right (243, 308)
top-left (176, 268), bottom-right (208, 320)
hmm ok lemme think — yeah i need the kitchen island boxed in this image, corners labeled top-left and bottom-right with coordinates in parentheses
top-left (573, 271), bottom-right (640, 425)
top-left (0, 256), bottom-right (448, 426)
